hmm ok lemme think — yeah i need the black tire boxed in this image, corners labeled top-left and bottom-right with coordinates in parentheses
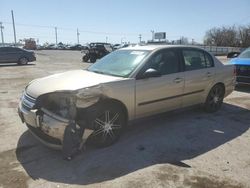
top-left (82, 55), bottom-right (89, 62)
top-left (18, 57), bottom-right (28, 65)
top-left (204, 84), bottom-right (225, 113)
top-left (90, 56), bottom-right (96, 63)
top-left (88, 102), bottom-right (126, 147)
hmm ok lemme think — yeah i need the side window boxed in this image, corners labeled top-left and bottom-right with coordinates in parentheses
top-left (6, 47), bottom-right (14, 52)
top-left (10, 48), bottom-right (19, 52)
top-left (147, 50), bottom-right (180, 75)
top-left (183, 50), bottom-right (206, 71)
top-left (204, 52), bottom-right (214, 68)
top-left (0, 47), bottom-right (10, 52)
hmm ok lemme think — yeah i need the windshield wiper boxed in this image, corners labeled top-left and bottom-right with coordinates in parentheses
top-left (91, 70), bottom-right (106, 74)
top-left (89, 69), bottom-right (123, 77)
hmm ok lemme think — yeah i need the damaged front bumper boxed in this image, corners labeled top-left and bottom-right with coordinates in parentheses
top-left (18, 92), bottom-right (93, 150)
top-left (19, 103), bottom-right (69, 149)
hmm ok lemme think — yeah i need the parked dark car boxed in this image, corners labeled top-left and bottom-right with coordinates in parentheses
top-left (82, 43), bottom-right (113, 63)
top-left (70, 44), bottom-right (83, 51)
top-left (230, 47), bottom-right (250, 85)
top-left (0, 47), bottom-right (36, 65)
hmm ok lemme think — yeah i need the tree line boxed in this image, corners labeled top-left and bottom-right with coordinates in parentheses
top-left (204, 25), bottom-right (250, 47)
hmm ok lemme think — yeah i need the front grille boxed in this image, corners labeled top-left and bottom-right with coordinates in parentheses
top-left (21, 92), bottom-right (36, 111)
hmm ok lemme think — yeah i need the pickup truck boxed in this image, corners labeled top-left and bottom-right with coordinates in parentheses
top-left (18, 45), bottom-right (235, 158)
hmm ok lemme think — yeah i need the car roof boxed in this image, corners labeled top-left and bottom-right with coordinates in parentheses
top-left (90, 42), bottom-right (111, 45)
top-left (0, 46), bottom-right (18, 48)
top-left (0, 46), bottom-right (22, 50)
top-left (121, 45), bottom-right (205, 51)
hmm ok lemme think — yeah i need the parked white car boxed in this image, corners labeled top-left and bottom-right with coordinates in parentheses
top-left (18, 45), bottom-right (235, 157)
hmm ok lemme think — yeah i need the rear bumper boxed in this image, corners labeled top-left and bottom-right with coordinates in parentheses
top-left (236, 76), bottom-right (250, 85)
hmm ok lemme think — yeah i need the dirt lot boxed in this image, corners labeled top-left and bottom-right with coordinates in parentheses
top-left (0, 50), bottom-right (249, 188)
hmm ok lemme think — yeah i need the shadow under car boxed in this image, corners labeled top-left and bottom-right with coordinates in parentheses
top-left (16, 102), bottom-right (250, 185)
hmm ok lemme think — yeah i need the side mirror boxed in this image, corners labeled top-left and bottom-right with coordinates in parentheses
top-left (227, 52), bottom-right (240, 58)
top-left (141, 68), bottom-right (161, 79)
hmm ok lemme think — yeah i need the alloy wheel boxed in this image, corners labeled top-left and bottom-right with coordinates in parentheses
top-left (91, 110), bottom-right (122, 143)
top-left (206, 85), bottom-right (224, 112)
top-left (19, 57), bottom-right (28, 65)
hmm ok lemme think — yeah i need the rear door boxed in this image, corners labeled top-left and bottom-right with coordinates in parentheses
top-left (8, 48), bottom-right (23, 62)
top-left (181, 49), bottom-right (215, 107)
top-left (0, 47), bottom-right (22, 62)
top-left (135, 49), bottom-right (184, 118)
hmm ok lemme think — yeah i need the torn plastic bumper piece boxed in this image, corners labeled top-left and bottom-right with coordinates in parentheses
top-left (18, 104), bottom-right (93, 150)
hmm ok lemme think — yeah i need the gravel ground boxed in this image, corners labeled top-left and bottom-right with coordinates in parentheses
top-left (0, 50), bottom-right (249, 188)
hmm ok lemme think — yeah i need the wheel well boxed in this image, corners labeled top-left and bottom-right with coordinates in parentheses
top-left (214, 82), bottom-right (225, 94)
top-left (101, 98), bottom-right (128, 122)
top-left (19, 56), bottom-right (29, 61)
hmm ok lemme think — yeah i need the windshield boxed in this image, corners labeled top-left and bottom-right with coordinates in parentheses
top-left (87, 50), bottom-right (149, 77)
top-left (239, 48), bottom-right (250, 58)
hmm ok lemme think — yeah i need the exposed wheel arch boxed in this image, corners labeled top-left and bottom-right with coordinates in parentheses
top-left (213, 82), bottom-right (225, 94)
top-left (18, 56), bottom-right (29, 65)
top-left (99, 98), bottom-right (129, 124)
top-left (76, 97), bottom-right (129, 127)
top-left (204, 83), bottom-right (225, 113)
top-left (76, 97), bottom-right (128, 147)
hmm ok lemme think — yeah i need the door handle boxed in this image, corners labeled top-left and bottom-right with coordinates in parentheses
top-left (174, 78), bottom-right (183, 83)
top-left (206, 72), bottom-right (212, 77)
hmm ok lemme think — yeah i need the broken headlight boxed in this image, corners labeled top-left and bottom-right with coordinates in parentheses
top-left (36, 92), bottom-right (76, 119)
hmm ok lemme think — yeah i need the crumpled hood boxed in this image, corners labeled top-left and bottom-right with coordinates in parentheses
top-left (26, 70), bottom-right (123, 98)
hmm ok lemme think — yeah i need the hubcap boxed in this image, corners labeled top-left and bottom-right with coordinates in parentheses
top-left (213, 96), bottom-right (219, 103)
top-left (208, 86), bottom-right (223, 110)
top-left (21, 58), bottom-right (27, 64)
top-left (92, 111), bottom-right (121, 140)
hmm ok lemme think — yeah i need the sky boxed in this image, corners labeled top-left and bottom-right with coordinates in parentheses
top-left (0, 0), bottom-right (250, 45)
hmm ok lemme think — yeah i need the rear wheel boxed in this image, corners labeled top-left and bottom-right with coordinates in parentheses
top-left (88, 103), bottom-right (126, 147)
top-left (82, 55), bottom-right (89, 62)
top-left (18, 57), bottom-right (28, 65)
top-left (204, 84), bottom-right (225, 113)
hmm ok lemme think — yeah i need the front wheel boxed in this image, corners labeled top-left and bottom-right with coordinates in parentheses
top-left (18, 57), bottom-right (28, 65)
top-left (204, 84), bottom-right (225, 113)
top-left (88, 103), bottom-right (126, 147)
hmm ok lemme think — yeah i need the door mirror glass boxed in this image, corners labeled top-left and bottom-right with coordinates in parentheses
top-left (142, 68), bottom-right (161, 78)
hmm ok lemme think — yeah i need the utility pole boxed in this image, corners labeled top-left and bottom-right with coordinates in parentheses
top-left (151, 30), bottom-right (154, 41)
top-left (11, 10), bottom-right (17, 45)
top-left (105, 36), bottom-right (108, 43)
top-left (77, 28), bottom-right (80, 44)
top-left (121, 37), bottom-right (126, 44)
top-left (139, 34), bottom-right (142, 44)
top-left (55, 27), bottom-right (58, 45)
top-left (0, 22), bottom-right (4, 45)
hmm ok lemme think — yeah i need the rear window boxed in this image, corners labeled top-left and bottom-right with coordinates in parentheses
top-left (183, 49), bottom-right (214, 71)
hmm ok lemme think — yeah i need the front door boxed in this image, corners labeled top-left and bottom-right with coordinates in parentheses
top-left (135, 49), bottom-right (184, 118)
